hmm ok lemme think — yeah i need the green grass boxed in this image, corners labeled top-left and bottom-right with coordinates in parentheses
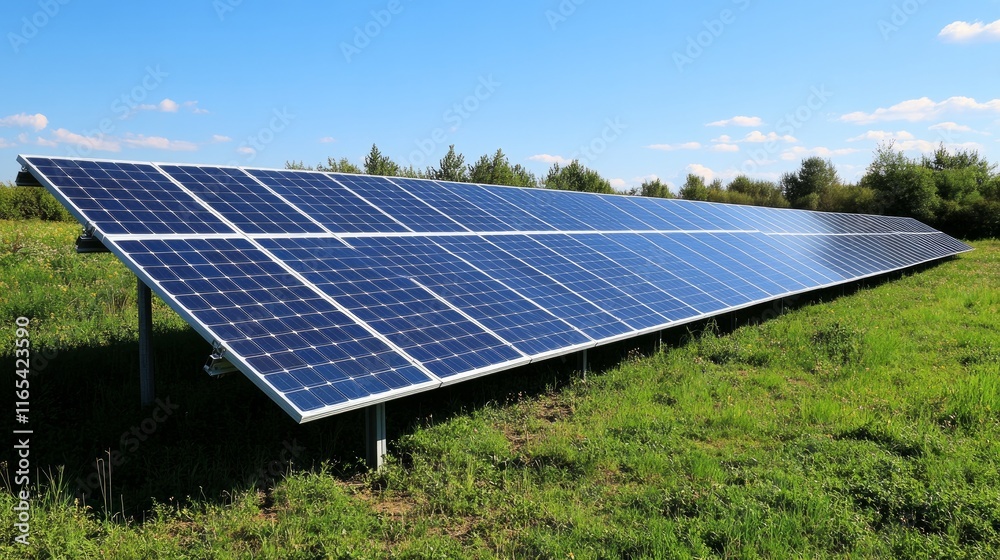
top-left (1, 219), bottom-right (998, 559)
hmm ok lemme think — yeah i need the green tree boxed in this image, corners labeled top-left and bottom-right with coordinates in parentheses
top-left (317, 157), bottom-right (362, 174)
top-left (398, 165), bottom-right (429, 179)
top-left (678, 174), bottom-right (709, 201)
top-left (817, 184), bottom-right (877, 214)
top-left (430, 145), bottom-right (468, 182)
top-left (363, 144), bottom-right (400, 176)
top-left (286, 157), bottom-right (362, 173)
top-left (727, 176), bottom-right (789, 207)
top-left (467, 149), bottom-right (537, 187)
top-left (639, 178), bottom-right (674, 199)
top-left (285, 160), bottom-right (311, 170)
top-left (922, 144), bottom-right (995, 184)
top-left (862, 143), bottom-right (939, 221)
top-left (544, 160), bottom-right (613, 194)
top-left (780, 157), bottom-right (840, 209)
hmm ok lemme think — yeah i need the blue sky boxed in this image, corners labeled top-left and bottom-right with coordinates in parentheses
top-left (3, 0), bottom-right (999, 190)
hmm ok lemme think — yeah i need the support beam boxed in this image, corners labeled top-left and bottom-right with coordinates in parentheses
top-left (580, 348), bottom-right (589, 382)
top-left (365, 403), bottom-right (387, 469)
top-left (138, 278), bottom-right (155, 408)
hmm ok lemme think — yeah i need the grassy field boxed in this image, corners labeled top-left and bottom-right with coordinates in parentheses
top-left (0, 219), bottom-right (998, 559)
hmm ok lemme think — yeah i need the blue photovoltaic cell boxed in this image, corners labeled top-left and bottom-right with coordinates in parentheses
top-left (22, 157), bottom-right (234, 235)
top-left (626, 196), bottom-right (706, 231)
top-left (672, 234), bottom-right (790, 298)
top-left (486, 235), bottom-right (669, 330)
top-left (539, 234), bottom-right (697, 322)
top-left (159, 165), bottom-right (325, 235)
top-left (626, 235), bottom-right (757, 309)
top-left (329, 174), bottom-right (468, 233)
top-left (247, 168), bottom-right (408, 233)
top-left (584, 234), bottom-right (725, 315)
top-left (432, 236), bottom-right (634, 341)
top-left (258, 237), bottom-right (524, 379)
top-left (481, 186), bottom-right (596, 231)
top-left (450, 183), bottom-right (556, 231)
top-left (348, 236), bottom-right (591, 356)
top-left (388, 178), bottom-right (517, 232)
top-left (523, 189), bottom-right (654, 231)
top-left (112, 237), bottom-right (432, 413)
top-left (601, 196), bottom-right (685, 231)
top-left (710, 233), bottom-right (831, 287)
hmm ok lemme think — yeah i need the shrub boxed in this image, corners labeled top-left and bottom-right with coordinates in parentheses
top-left (0, 184), bottom-right (76, 222)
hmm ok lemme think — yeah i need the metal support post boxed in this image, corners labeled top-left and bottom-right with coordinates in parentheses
top-left (366, 403), bottom-right (387, 469)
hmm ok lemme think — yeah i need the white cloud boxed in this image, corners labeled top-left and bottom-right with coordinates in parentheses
top-left (35, 137), bottom-right (57, 147)
top-left (158, 99), bottom-right (180, 113)
top-left (50, 128), bottom-right (121, 152)
top-left (237, 146), bottom-right (256, 156)
top-left (711, 134), bottom-right (732, 143)
top-left (710, 143), bottom-right (740, 152)
top-left (738, 131), bottom-right (798, 143)
top-left (706, 116), bottom-right (763, 127)
top-left (847, 130), bottom-right (915, 142)
top-left (0, 113), bottom-right (48, 131)
top-left (939, 19), bottom-right (1000, 43)
top-left (183, 101), bottom-right (208, 114)
top-left (319, 136), bottom-right (337, 143)
top-left (211, 134), bottom-right (232, 143)
top-left (929, 122), bottom-right (971, 132)
top-left (0, 138), bottom-right (16, 148)
top-left (609, 178), bottom-right (627, 189)
top-left (928, 122), bottom-right (989, 135)
top-left (528, 154), bottom-right (571, 165)
top-left (123, 133), bottom-right (198, 151)
top-left (780, 146), bottom-right (859, 161)
top-left (839, 96), bottom-right (1000, 124)
top-left (646, 142), bottom-right (702, 151)
top-left (135, 99), bottom-right (205, 115)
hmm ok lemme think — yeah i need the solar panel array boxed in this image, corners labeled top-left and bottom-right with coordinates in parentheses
top-left (18, 155), bottom-right (972, 422)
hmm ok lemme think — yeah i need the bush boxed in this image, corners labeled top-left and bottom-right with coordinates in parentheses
top-left (0, 185), bottom-right (76, 222)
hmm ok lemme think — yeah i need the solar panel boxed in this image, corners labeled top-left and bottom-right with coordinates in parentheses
top-left (17, 154), bottom-right (973, 422)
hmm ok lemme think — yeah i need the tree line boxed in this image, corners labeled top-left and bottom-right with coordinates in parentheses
top-left (290, 142), bottom-right (999, 239)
